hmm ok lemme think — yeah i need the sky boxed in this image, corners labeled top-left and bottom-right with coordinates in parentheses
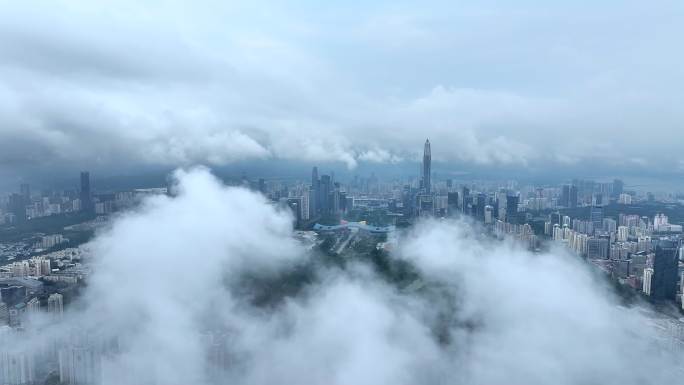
top-left (1, 0), bottom-right (684, 183)
top-left (3, 168), bottom-right (682, 384)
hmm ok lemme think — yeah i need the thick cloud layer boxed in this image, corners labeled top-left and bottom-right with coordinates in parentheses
top-left (5, 168), bottom-right (682, 384)
top-left (1, 1), bottom-right (684, 173)
top-left (400, 222), bottom-right (683, 384)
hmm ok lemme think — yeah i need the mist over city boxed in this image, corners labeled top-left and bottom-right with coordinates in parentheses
top-left (1, 1), bottom-right (683, 385)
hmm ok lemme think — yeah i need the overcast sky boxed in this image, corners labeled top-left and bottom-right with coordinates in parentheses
top-left (1, 0), bottom-right (684, 179)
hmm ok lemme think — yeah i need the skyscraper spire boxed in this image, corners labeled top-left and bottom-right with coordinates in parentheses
top-left (423, 139), bottom-right (431, 194)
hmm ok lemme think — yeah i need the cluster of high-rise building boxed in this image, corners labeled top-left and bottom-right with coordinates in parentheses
top-left (0, 172), bottom-right (92, 225)
top-left (3, 256), bottom-right (52, 278)
top-left (0, 246), bottom-right (90, 334)
top-left (547, 210), bottom-right (683, 307)
top-left (0, 172), bottom-right (172, 226)
top-left (307, 167), bottom-right (348, 221)
top-left (0, 328), bottom-right (113, 385)
top-left (0, 278), bottom-right (64, 328)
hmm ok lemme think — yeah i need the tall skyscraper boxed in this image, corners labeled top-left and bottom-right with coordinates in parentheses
top-left (506, 194), bottom-right (519, 224)
top-left (311, 167), bottom-right (319, 191)
top-left (476, 193), bottom-right (486, 220)
top-left (310, 167), bottom-right (319, 217)
top-left (332, 183), bottom-right (341, 215)
top-left (8, 194), bottom-right (26, 223)
top-left (461, 187), bottom-right (470, 214)
top-left (422, 139), bottom-right (431, 194)
top-left (319, 174), bottom-right (332, 216)
top-left (561, 185), bottom-right (570, 207)
top-left (650, 240), bottom-right (679, 301)
top-left (80, 171), bottom-right (92, 212)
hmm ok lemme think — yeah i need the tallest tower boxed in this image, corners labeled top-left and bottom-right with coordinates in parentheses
top-left (423, 139), bottom-right (431, 194)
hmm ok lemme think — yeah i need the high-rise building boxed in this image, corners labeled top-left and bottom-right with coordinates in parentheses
top-left (589, 206), bottom-right (603, 233)
top-left (447, 192), bottom-right (459, 213)
top-left (0, 347), bottom-right (35, 385)
top-left (310, 167), bottom-right (319, 217)
top-left (34, 257), bottom-right (51, 277)
top-left (617, 226), bottom-right (629, 242)
top-left (618, 193), bottom-right (632, 205)
top-left (602, 218), bottom-right (617, 233)
top-left (592, 193), bottom-right (603, 206)
top-left (308, 188), bottom-right (317, 220)
top-left (498, 194), bottom-right (507, 221)
top-left (59, 346), bottom-right (102, 385)
top-left (569, 185), bottom-right (578, 208)
top-left (80, 171), bottom-right (92, 212)
top-left (476, 193), bottom-right (486, 220)
top-left (202, 331), bottom-right (231, 382)
top-left (10, 261), bottom-right (30, 278)
top-left (561, 185), bottom-right (570, 207)
top-left (680, 271), bottom-right (684, 307)
top-left (654, 213), bottom-right (669, 231)
top-left (19, 184), bottom-right (30, 203)
top-left (48, 293), bottom-right (64, 319)
top-left (285, 198), bottom-right (302, 226)
top-left (506, 194), bottom-right (519, 224)
top-left (300, 190), bottom-right (310, 220)
top-left (332, 183), bottom-right (341, 215)
top-left (484, 205), bottom-right (493, 224)
top-left (461, 187), bottom-right (470, 214)
top-left (0, 302), bottom-right (8, 326)
top-left (422, 139), bottom-right (431, 194)
top-left (319, 174), bottom-right (332, 216)
top-left (643, 268), bottom-right (654, 295)
top-left (587, 238), bottom-right (609, 259)
top-left (26, 297), bottom-right (40, 314)
top-left (8, 194), bottom-right (26, 223)
top-left (612, 179), bottom-right (624, 198)
top-left (650, 240), bottom-right (679, 301)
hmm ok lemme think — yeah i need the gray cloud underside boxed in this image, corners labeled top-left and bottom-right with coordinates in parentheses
top-left (1, 1), bottom-right (684, 171)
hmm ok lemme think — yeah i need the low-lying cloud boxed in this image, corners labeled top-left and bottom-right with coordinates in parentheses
top-left (3, 168), bottom-right (682, 384)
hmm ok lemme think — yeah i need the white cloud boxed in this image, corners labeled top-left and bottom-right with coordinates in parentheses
top-left (398, 219), bottom-right (683, 384)
top-left (3, 169), bottom-right (682, 384)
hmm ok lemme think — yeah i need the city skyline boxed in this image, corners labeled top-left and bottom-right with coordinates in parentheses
top-left (1, 139), bottom-right (684, 384)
